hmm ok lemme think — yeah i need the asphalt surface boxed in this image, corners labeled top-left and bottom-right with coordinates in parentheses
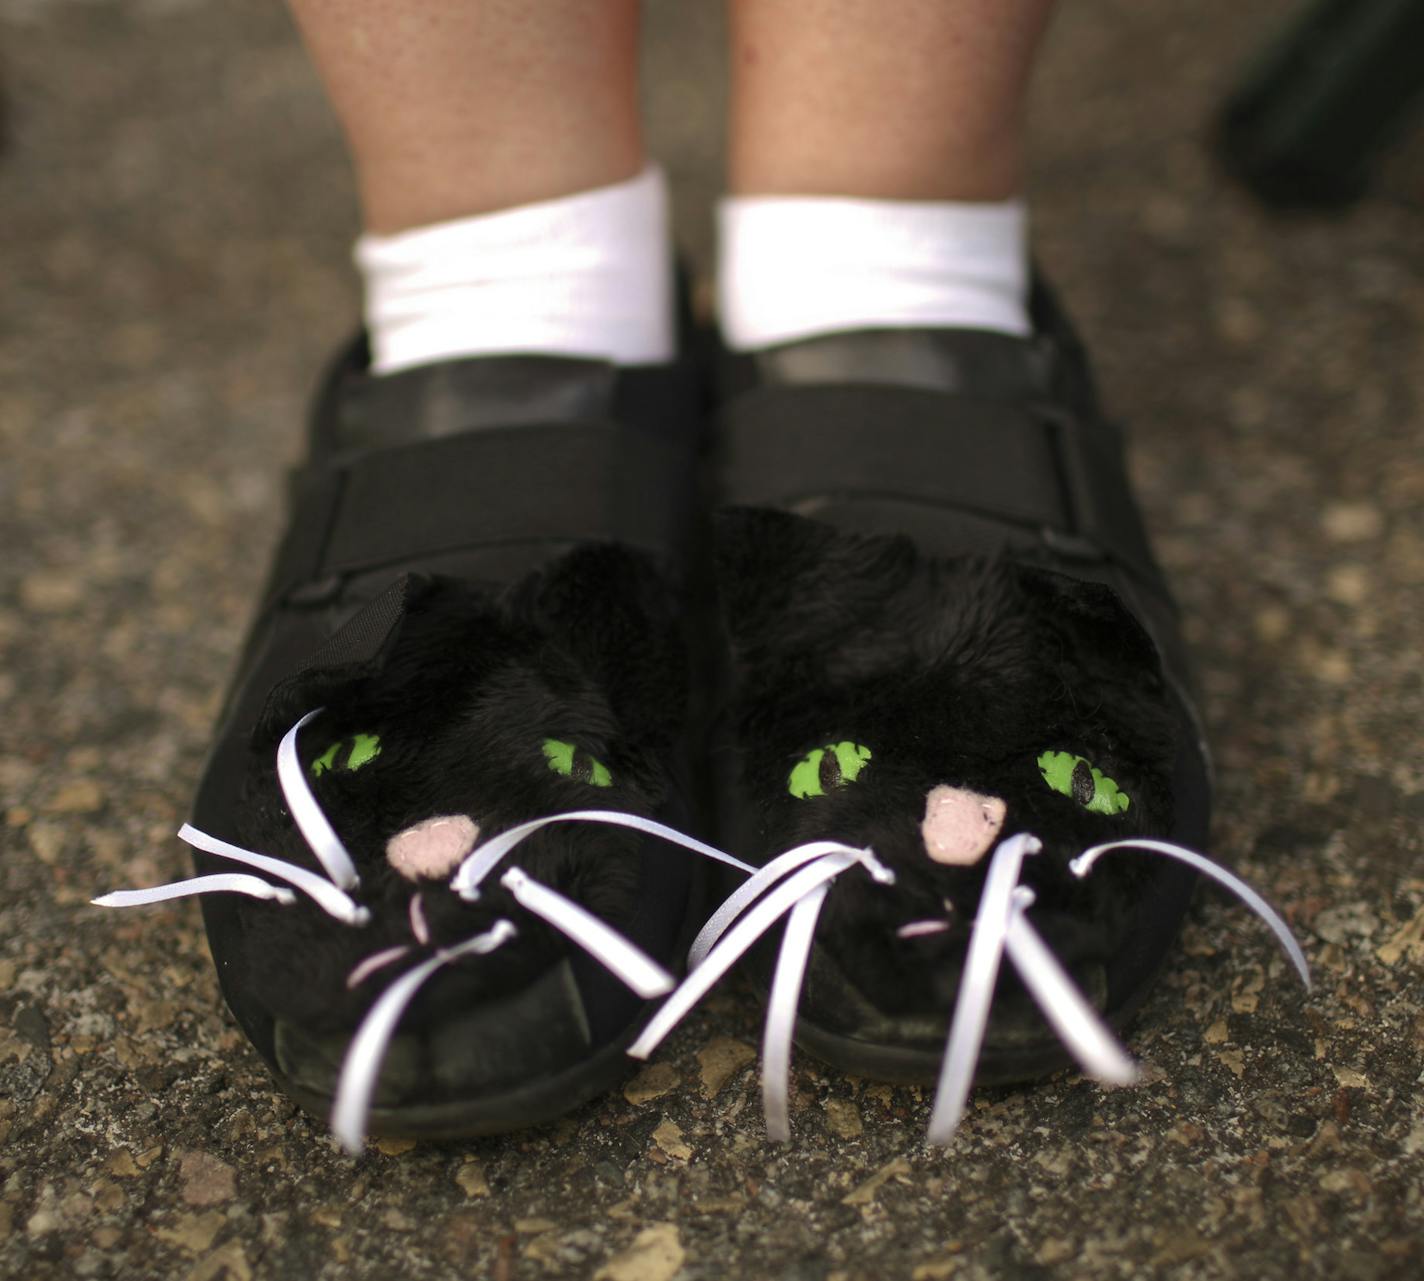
top-left (3, 2), bottom-right (1423, 1278)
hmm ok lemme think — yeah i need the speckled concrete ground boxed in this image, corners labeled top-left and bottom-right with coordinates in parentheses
top-left (3, 2), bottom-right (1423, 1278)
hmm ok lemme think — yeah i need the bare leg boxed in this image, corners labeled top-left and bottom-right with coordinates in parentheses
top-left (718, 0), bottom-right (1057, 345)
top-left (287, 0), bottom-right (646, 233)
top-left (287, 1), bottom-right (671, 370)
top-left (727, 0), bottom-right (1056, 200)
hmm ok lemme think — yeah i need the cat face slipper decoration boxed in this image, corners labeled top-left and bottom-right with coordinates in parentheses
top-left (649, 291), bottom-right (1312, 1143)
top-left (626, 512), bottom-right (1308, 1141)
top-left (96, 560), bottom-right (755, 1151)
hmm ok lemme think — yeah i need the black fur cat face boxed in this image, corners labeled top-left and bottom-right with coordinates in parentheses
top-left (231, 545), bottom-right (687, 1031)
top-left (714, 509), bottom-right (1181, 1004)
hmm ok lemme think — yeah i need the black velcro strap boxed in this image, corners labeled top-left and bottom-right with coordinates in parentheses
top-left (267, 421), bottom-right (690, 603)
top-left (253, 575), bottom-right (423, 742)
top-left (294, 573), bottom-right (417, 674)
top-left (716, 384), bottom-right (1156, 583)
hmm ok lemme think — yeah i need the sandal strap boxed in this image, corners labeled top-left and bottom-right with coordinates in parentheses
top-left (715, 383), bottom-right (1161, 593)
top-left (266, 420), bottom-right (692, 607)
top-left (715, 382), bottom-right (1210, 816)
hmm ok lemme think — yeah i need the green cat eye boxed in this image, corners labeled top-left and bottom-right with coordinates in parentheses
top-left (1037, 750), bottom-right (1130, 816)
top-left (311, 733), bottom-right (382, 777)
top-left (542, 738), bottom-right (613, 788)
top-left (789, 741), bottom-right (873, 799)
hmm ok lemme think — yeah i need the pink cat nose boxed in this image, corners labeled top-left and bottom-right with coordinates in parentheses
top-left (386, 814), bottom-right (479, 882)
top-left (921, 786), bottom-right (1006, 866)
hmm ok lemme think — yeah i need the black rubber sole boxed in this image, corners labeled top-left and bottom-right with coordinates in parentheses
top-left (277, 1013), bottom-right (650, 1142)
top-left (789, 955), bottom-right (1167, 1090)
top-left (794, 1016), bottom-right (1081, 1088)
top-left (270, 857), bottom-right (720, 1144)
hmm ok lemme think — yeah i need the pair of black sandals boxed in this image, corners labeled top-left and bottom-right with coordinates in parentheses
top-left (98, 277), bottom-right (1307, 1151)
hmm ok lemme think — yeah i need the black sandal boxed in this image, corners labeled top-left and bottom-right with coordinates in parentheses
top-left (685, 279), bottom-right (1305, 1140)
top-left (97, 337), bottom-right (732, 1148)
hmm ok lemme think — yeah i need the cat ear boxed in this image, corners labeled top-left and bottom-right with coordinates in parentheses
top-left (509, 543), bottom-right (686, 743)
top-left (713, 509), bottom-right (1170, 704)
top-left (713, 508), bottom-right (921, 671)
top-left (1014, 567), bottom-right (1165, 688)
top-left (253, 574), bottom-right (438, 744)
top-left (712, 508), bottom-right (1031, 688)
top-left (254, 574), bottom-right (522, 750)
top-left (1009, 566), bottom-right (1179, 776)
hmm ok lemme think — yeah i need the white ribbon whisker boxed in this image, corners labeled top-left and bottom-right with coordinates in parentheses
top-left (500, 867), bottom-right (674, 999)
top-left (923, 830), bottom-right (1310, 1146)
top-left (331, 919), bottom-right (517, 1155)
top-left (629, 850), bottom-right (868, 1061)
top-left (1002, 887), bottom-right (1137, 1087)
top-left (761, 882), bottom-right (831, 1142)
top-left (450, 810), bottom-right (755, 900)
top-left (93, 874), bottom-right (297, 909)
top-left (688, 840), bottom-right (894, 969)
top-left (346, 945), bottom-right (414, 990)
top-left (277, 709), bottom-right (361, 891)
top-left (926, 832), bottom-right (1040, 1145)
top-left (1070, 838), bottom-right (1311, 989)
top-left (177, 824), bottom-right (370, 925)
top-left (628, 840), bottom-right (892, 1145)
top-left (626, 840), bottom-right (890, 1140)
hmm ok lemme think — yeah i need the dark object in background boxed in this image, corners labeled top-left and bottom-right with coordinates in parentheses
top-left (1214, 0), bottom-right (1424, 210)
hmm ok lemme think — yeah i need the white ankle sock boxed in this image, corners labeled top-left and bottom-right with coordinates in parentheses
top-left (717, 194), bottom-right (1030, 350)
top-left (357, 167), bottom-right (675, 375)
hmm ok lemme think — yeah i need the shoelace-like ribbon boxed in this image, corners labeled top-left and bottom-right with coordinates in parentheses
top-left (633, 829), bottom-right (1311, 1144)
top-left (629, 839), bottom-right (895, 1140)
